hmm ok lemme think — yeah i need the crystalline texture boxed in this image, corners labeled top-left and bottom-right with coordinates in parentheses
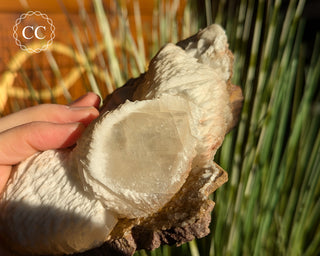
top-left (73, 95), bottom-right (200, 218)
top-left (0, 150), bottom-right (117, 255)
top-left (0, 24), bottom-right (243, 256)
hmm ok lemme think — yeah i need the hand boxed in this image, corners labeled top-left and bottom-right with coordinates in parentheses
top-left (0, 92), bottom-right (100, 194)
top-left (0, 93), bottom-right (100, 255)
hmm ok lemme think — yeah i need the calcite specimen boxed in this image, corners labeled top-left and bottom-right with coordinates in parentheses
top-left (0, 24), bottom-right (242, 255)
top-left (74, 95), bottom-right (200, 218)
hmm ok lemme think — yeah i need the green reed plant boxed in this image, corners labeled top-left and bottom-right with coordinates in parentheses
top-left (136, 0), bottom-right (320, 255)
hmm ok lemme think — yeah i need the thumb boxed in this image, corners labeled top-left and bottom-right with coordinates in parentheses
top-left (0, 122), bottom-right (84, 192)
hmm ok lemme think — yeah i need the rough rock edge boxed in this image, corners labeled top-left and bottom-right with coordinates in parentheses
top-left (131, 164), bottom-right (228, 251)
top-left (69, 26), bottom-right (242, 256)
top-left (72, 163), bottom-right (227, 256)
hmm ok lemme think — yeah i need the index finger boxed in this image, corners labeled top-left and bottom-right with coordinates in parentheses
top-left (0, 93), bottom-right (100, 133)
top-left (0, 122), bottom-right (84, 166)
top-left (0, 105), bottom-right (98, 133)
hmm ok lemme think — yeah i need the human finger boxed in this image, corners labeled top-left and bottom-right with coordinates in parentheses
top-left (0, 105), bottom-right (98, 133)
top-left (69, 92), bottom-right (101, 109)
top-left (0, 122), bottom-right (84, 167)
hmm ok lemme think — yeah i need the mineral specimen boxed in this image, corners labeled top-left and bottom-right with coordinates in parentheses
top-left (0, 24), bottom-right (242, 255)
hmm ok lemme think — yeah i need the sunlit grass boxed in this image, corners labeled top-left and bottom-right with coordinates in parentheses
top-left (133, 1), bottom-right (320, 255)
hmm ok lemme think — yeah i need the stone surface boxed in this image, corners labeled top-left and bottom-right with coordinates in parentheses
top-left (74, 95), bottom-right (200, 218)
top-left (0, 24), bottom-right (242, 256)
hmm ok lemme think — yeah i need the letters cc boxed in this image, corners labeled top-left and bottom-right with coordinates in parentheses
top-left (22, 26), bottom-right (46, 40)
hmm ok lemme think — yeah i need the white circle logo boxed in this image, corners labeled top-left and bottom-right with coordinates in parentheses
top-left (13, 11), bottom-right (55, 53)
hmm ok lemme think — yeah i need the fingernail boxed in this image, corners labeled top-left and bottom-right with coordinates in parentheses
top-left (69, 122), bottom-right (85, 132)
top-left (68, 106), bottom-right (96, 111)
top-left (69, 93), bottom-right (90, 105)
top-left (60, 122), bottom-right (85, 148)
top-left (67, 106), bottom-right (99, 126)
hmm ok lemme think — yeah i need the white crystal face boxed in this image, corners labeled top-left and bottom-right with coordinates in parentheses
top-left (75, 95), bottom-right (199, 218)
top-left (133, 41), bottom-right (232, 166)
top-left (0, 24), bottom-right (235, 255)
top-left (107, 111), bottom-right (190, 193)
